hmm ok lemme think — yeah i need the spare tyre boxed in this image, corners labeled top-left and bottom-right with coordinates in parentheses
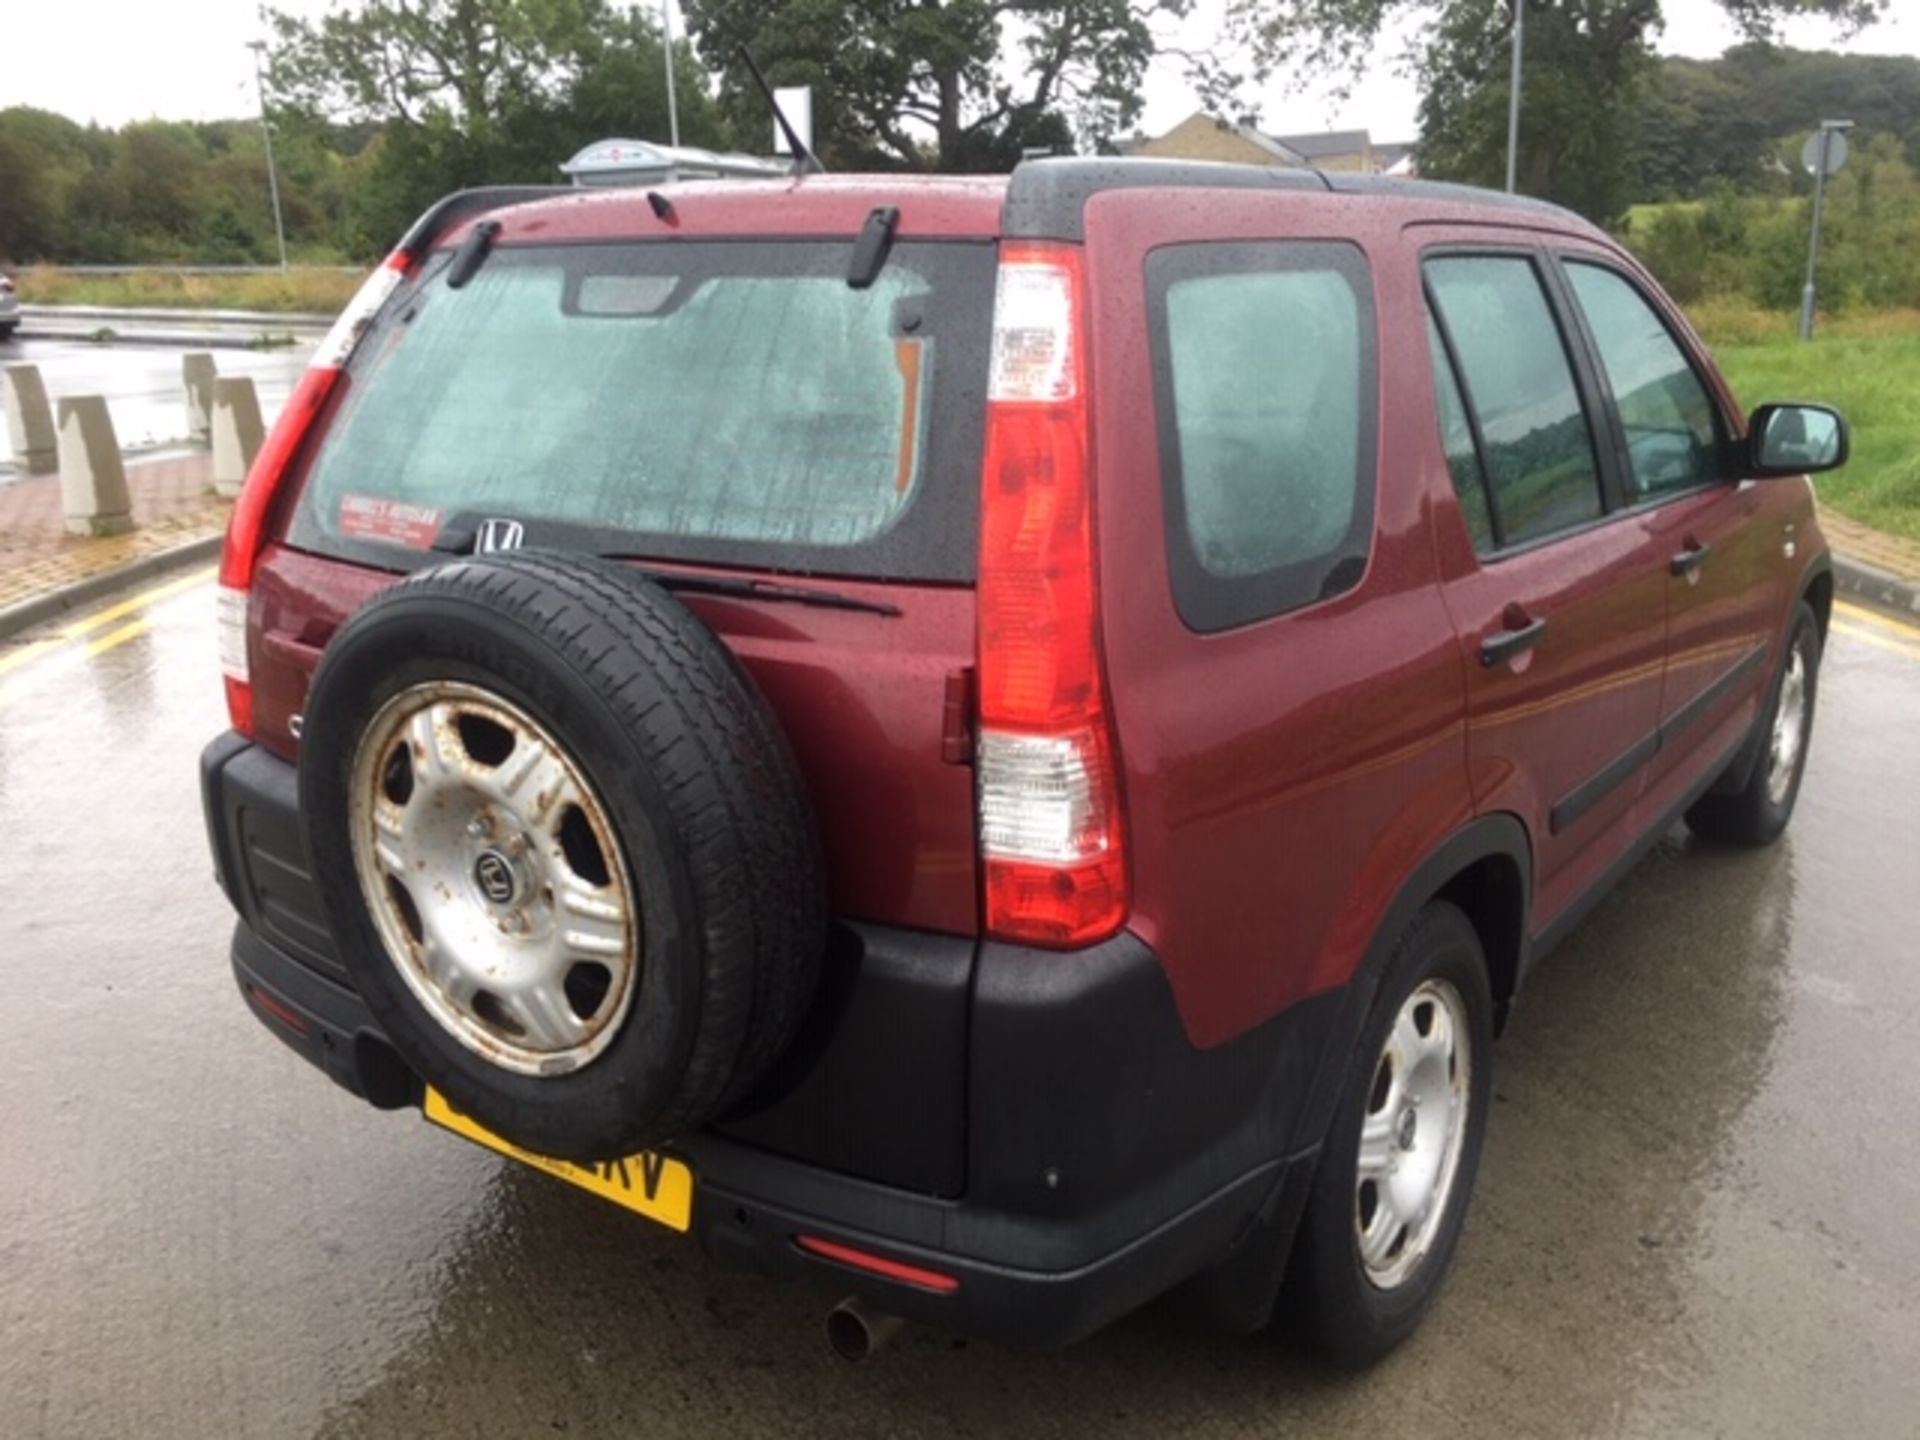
top-left (297, 550), bottom-right (826, 1162)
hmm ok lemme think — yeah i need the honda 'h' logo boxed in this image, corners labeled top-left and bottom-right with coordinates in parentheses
top-left (476, 518), bottom-right (525, 554)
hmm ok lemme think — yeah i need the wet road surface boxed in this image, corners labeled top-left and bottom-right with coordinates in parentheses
top-left (0, 335), bottom-right (310, 473)
top-left (0, 572), bottom-right (1917, 1438)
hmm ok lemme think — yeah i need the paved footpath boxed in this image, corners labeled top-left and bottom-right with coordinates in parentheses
top-left (1822, 510), bottom-right (1920, 595)
top-left (0, 452), bottom-right (229, 616)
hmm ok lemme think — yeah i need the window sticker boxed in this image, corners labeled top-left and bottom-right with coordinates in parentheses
top-left (339, 494), bottom-right (444, 549)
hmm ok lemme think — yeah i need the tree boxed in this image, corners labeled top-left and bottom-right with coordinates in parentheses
top-left (1218, 0), bottom-right (1893, 222)
top-left (1415, 0), bottom-right (1656, 223)
top-left (265, 0), bottom-right (729, 251)
top-left (265, 0), bottom-right (608, 134)
top-left (1633, 56), bottom-right (1772, 200)
top-left (0, 132), bottom-right (59, 262)
top-left (1625, 46), bottom-right (1920, 203)
top-left (681, 0), bottom-right (1180, 170)
top-left (0, 107), bottom-right (110, 261)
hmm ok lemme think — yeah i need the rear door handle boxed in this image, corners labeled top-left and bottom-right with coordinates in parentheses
top-left (1480, 616), bottom-right (1549, 666)
top-left (1671, 541), bottom-right (1713, 577)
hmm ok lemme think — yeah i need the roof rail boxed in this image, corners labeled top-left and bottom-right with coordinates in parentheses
top-left (1002, 155), bottom-right (1595, 242)
top-left (1005, 157), bottom-right (1327, 241)
top-left (1317, 170), bottom-right (1583, 224)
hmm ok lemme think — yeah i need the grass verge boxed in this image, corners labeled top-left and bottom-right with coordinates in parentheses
top-left (16, 265), bottom-right (368, 314)
top-left (1693, 307), bottom-right (1920, 541)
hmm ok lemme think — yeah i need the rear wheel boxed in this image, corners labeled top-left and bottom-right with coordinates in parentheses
top-left (1685, 602), bottom-right (1821, 847)
top-left (1285, 901), bottom-right (1493, 1368)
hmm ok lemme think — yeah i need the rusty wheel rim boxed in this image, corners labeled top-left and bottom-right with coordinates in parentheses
top-left (347, 681), bottom-right (638, 1077)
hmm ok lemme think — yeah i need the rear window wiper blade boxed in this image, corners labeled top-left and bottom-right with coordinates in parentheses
top-left (618, 564), bottom-right (903, 618)
top-left (427, 521), bottom-right (900, 617)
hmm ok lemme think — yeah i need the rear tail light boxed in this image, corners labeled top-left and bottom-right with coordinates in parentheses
top-left (975, 244), bottom-right (1128, 948)
top-left (218, 250), bottom-right (411, 736)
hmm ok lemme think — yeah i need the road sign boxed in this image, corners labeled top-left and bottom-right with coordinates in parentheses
top-left (772, 87), bottom-right (814, 158)
top-left (1802, 129), bottom-right (1849, 177)
top-left (1800, 121), bottom-right (1855, 340)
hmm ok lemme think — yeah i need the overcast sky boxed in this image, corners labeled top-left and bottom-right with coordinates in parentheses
top-left (4, 0), bottom-right (1915, 143)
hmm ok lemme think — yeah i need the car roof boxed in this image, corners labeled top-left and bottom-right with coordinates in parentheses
top-left (445, 174), bottom-right (1014, 247)
top-left (429, 157), bottom-right (1602, 251)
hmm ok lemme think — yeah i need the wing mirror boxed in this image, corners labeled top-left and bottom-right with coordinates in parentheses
top-left (1746, 403), bottom-right (1849, 478)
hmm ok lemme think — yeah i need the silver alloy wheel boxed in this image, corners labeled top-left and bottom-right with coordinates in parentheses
top-left (1354, 977), bottom-right (1473, 1290)
top-left (347, 681), bottom-right (639, 1077)
top-left (1765, 646), bottom-right (1809, 807)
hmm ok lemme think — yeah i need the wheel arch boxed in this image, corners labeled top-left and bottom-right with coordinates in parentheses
top-left (1288, 811), bottom-right (1532, 1154)
top-left (1801, 558), bottom-right (1834, 642)
top-left (1709, 552), bottom-right (1831, 802)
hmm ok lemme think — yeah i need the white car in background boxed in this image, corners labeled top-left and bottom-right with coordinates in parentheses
top-left (0, 274), bottom-right (19, 341)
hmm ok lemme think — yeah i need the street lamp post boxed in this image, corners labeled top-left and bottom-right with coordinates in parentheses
top-left (248, 41), bottom-right (290, 274)
top-left (1504, 0), bottom-right (1524, 193)
top-left (1799, 118), bottom-right (1853, 342)
top-left (661, 0), bottom-right (681, 148)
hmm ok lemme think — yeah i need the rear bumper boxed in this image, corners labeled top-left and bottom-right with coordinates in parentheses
top-left (206, 733), bottom-right (1339, 1346)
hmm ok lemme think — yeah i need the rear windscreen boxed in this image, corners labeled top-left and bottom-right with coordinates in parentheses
top-left (285, 239), bottom-right (995, 581)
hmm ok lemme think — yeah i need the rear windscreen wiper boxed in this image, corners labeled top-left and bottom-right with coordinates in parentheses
top-left (626, 567), bottom-right (902, 618)
top-left (427, 521), bottom-right (899, 617)
top-left (445, 219), bottom-right (502, 290)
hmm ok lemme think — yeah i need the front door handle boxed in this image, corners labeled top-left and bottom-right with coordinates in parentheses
top-left (1480, 616), bottom-right (1549, 666)
top-left (1671, 540), bottom-right (1713, 577)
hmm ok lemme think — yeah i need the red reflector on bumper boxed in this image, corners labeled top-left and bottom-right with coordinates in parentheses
top-left (794, 1235), bottom-right (961, 1294)
top-left (246, 983), bottom-right (311, 1036)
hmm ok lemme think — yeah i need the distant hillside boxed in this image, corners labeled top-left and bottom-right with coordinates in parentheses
top-left (1634, 44), bottom-right (1920, 201)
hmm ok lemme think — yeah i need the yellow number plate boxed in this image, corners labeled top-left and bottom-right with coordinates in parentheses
top-left (423, 1089), bottom-right (694, 1232)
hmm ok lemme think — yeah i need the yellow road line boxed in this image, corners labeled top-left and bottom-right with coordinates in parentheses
top-left (1831, 619), bottom-right (1920, 662)
top-left (0, 639), bottom-right (59, 679)
top-left (60, 567), bottom-right (217, 640)
top-left (0, 567), bottom-right (215, 685)
top-left (84, 617), bottom-right (154, 657)
top-left (1834, 599), bottom-right (1920, 642)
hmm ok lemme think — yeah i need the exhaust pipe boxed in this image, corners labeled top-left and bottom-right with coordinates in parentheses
top-left (825, 1295), bottom-right (905, 1361)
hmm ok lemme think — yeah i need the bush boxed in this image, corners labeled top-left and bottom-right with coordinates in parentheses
top-left (15, 264), bottom-right (368, 314)
top-left (1622, 134), bottom-right (1920, 316)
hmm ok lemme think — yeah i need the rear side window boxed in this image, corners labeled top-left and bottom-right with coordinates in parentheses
top-left (1425, 255), bottom-right (1603, 548)
top-left (1148, 241), bottom-right (1377, 632)
top-left (1564, 261), bottom-right (1724, 499)
top-left (286, 240), bottom-right (995, 581)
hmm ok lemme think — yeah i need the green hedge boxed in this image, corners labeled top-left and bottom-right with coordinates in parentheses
top-left (1620, 134), bottom-right (1920, 312)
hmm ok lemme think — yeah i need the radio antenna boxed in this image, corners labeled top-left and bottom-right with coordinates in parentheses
top-left (737, 47), bottom-right (825, 176)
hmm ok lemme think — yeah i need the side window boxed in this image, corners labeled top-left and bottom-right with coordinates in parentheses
top-left (1148, 241), bottom-right (1377, 632)
top-left (1426, 310), bottom-right (1496, 553)
top-left (1425, 255), bottom-right (1604, 548)
top-left (1565, 261), bottom-right (1723, 499)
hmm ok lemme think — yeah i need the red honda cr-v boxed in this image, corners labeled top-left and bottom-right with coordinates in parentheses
top-left (201, 158), bottom-right (1846, 1365)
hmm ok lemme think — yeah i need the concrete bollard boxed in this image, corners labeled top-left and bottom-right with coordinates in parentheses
top-left (210, 376), bottom-right (266, 498)
top-left (56, 396), bottom-right (134, 537)
top-left (183, 352), bottom-right (218, 443)
top-left (4, 364), bottom-right (59, 475)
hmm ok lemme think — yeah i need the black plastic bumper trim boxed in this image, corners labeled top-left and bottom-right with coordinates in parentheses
top-left (206, 730), bottom-right (1353, 1344)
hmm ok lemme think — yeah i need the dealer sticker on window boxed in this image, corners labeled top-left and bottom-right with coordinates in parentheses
top-left (423, 1088), bottom-right (694, 1232)
top-left (339, 494), bottom-right (444, 550)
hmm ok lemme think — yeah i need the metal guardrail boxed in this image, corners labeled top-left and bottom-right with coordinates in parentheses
top-left (23, 303), bottom-right (334, 329)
